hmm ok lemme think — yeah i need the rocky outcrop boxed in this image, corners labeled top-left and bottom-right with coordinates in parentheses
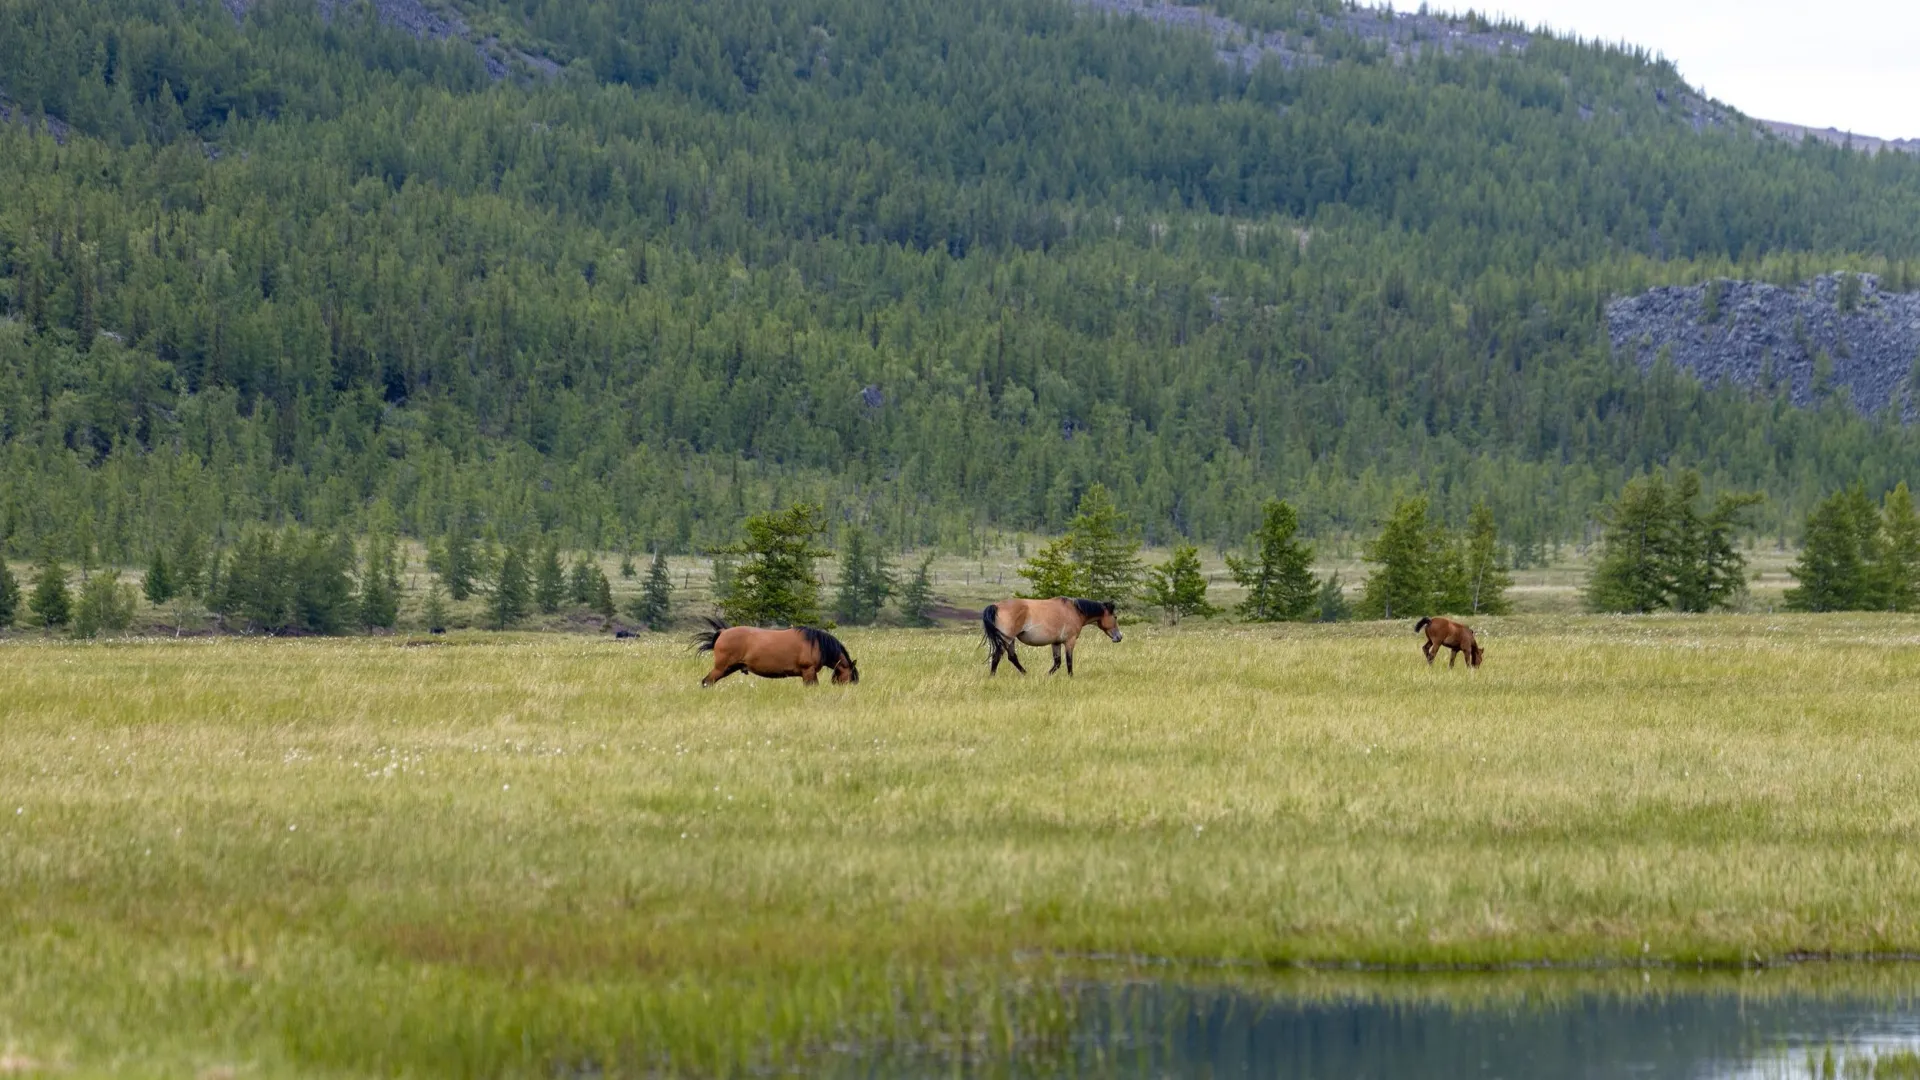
top-left (1607, 275), bottom-right (1920, 418)
top-left (224, 0), bottom-right (559, 81)
top-left (1073, 0), bottom-right (1529, 71)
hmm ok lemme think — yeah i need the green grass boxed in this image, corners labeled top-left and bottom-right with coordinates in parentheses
top-left (5, 615), bottom-right (1920, 1075)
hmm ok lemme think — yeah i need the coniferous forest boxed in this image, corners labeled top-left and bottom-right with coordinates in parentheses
top-left (7, 0), bottom-right (1920, 567)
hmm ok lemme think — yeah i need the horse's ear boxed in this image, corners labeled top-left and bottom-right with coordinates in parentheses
top-left (1104, 601), bottom-right (1116, 615)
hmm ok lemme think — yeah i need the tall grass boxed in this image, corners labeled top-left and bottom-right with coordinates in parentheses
top-left (5, 615), bottom-right (1920, 1074)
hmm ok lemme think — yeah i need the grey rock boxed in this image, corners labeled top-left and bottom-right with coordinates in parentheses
top-left (1607, 274), bottom-right (1920, 419)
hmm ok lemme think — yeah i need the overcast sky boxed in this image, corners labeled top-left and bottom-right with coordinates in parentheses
top-left (1463, 1), bottom-right (1920, 139)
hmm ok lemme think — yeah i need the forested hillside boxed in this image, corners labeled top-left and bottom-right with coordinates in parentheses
top-left (6, 0), bottom-right (1920, 563)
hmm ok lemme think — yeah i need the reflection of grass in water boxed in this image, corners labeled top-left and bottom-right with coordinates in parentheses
top-left (5, 616), bottom-right (1920, 1074)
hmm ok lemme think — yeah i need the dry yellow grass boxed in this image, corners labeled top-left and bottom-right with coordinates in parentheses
top-left (4, 615), bottom-right (1920, 1075)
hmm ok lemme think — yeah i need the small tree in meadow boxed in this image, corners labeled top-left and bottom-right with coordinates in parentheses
top-left (834, 528), bottom-right (894, 626)
top-left (143, 549), bottom-right (177, 607)
top-left (897, 556), bottom-right (937, 627)
top-left (1879, 481), bottom-right (1920, 611)
top-left (592, 569), bottom-right (616, 623)
top-left (569, 557), bottom-right (599, 606)
top-left (1358, 496), bottom-right (1442, 620)
top-left (1786, 484), bottom-right (1881, 612)
top-left (534, 542), bottom-right (567, 614)
top-left (719, 503), bottom-right (832, 627)
top-left (421, 581), bottom-right (450, 633)
top-left (71, 572), bottom-right (136, 638)
top-left (1067, 484), bottom-right (1141, 602)
top-left (358, 534), bottom-right (402, 630)
top-left (1227, 499), bottom-right (1317, 622)
top-left (1143, 544), bottom-right (1216, 624)
top-left (0, 556), bottom-right (18, 628)
top-left (631, 551), bottom-right (675, 631)
top-left (491, 545), bottom-right (533, 629)
top-left (1016, 536), bottom-right (1081, 598)
top-left (29, 557), bottom-right (71, 628)
top-left (1461, 501), bottom-right (1513, 615)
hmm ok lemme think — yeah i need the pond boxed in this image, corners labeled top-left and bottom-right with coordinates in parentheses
top-left (831, 971), bottom-right (1920, 1078)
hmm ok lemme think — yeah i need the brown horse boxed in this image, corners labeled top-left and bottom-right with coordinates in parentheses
top-left (693, 619), bottom-right (859, 687)
top-left (1414, 616), bottom-right (1483, 669)
top-left (981, 597), bottom-right (1121, 676)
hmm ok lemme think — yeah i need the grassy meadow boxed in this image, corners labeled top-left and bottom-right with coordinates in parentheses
top-left (5, 615), bottom-right (1920, 1075)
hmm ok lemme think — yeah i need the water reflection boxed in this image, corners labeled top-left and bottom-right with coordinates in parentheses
top-left (1075, 982), bottom-right (1920, 1078)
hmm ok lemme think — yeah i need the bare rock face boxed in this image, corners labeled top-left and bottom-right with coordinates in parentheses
top-left (1607, 275), bottom-right (1920, 418)
top-left (224, 0), bottom-right (558, 81)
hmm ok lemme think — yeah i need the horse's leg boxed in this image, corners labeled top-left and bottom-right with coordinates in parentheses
top-left (1064, 626), bottom-right (1081, 676)
top-left (989, 640), bottom-right (1003, 675)
top-left (1049, 643), bottom-right (1063, 674)
top-left (1423, 640), bottom-right (1436, 664)
top-left (1005, 641), bottom-right (1027, 674)
top-left (702, 662), bottom-right (733, 687)
top-left (801, 664), bottom-right (819, 686)
top-left (1448, 646), bottom-right (1459, 668)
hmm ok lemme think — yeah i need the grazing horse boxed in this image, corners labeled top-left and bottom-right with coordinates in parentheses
top-left (980, 597), bottom-right (1121, 676)
top-left (1414, 616), bottom-right (1483, 669)
top-left (693, 619), bottom-right (859, 687)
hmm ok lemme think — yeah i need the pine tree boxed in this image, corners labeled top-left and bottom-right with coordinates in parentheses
top-left (144, 549), bottom-right (177, 607)
top-left (898, 555), bottom-right (937, 628)
top-left (72, 572), bottom-right (135, 638)
top-left (632, 551), bottom-right (675, 631)
top-left (834, 529), bottom-right (893, 626)
top-left (0, 557), bottom-right (18, 628)
top-left (1226, 499), bottom-right (1317, 621)
top-left (1316, 572), bottom-right (1351, 622)
top-left (619, 553), bottom-right (638, 580)
top-left (1586, 475), bottom-right (1677, 613)
top-left (29, 558), bottom-right (71, 628)
top-left (1066, 484), bottom-right (1141, 603)
top-left (534, 543), bottom-right (566, 614)
top-left (440, 529), bottom-right (478, 602)
top-left (1359, 496), bottom-right (1440, 620)
top-left (171, 528), bottom-right (206, 599)
top-left (1880, 481), bottom-right (1920, 612)
top-left (1462, 501), bottom-right (1513, 615)
top-left (490, 545), bottom-right (533, 629)
top-left (1017, 537), bottom-right (1081, 598)
top-left (592, 569), bottom-right (616, 622)
top-left (358, 535), bottom-right (401, 630)
top-left (422, 581), bottom-right (450, 633)
top-left (569, 557), bottom-right (598, 605)
top-left (1143, 544), bottom-right (1215, 624)
top-left (1786, 484), bottom-right (1880, 612)
top-left (717, 504), bottom-right (831, 627)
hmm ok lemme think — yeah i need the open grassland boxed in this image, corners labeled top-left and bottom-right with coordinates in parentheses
top-left (5, 616), bottom-right (1920, 1075)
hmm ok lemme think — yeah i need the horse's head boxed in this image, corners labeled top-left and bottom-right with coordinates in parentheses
top-left (1096, 601), bottom-right (1121, 643)
top-left (833, 655), bottom-right (860, 684)
top-left (1469, 642), bottom-right (1484, 668)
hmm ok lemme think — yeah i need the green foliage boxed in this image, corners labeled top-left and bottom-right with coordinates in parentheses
top-left (1016, 538), bottom-right (1082, 599)
top-left (569, 558), bottom-right (599, 607)
top-left (1226, 500), bottom-right (1317, 621)
top-left (1880, 482), bottom-right (1920, 612)
top-left (631, 552), bottom-right (675, 631)
top-left (1837, 271), bottom-right (1863, 314)
top-left (207, 529), bottom-right (357, 634)
top-left (1587, 471), bottom-right (1762, 613)
top-left (1143, 544), bottom-right (1216, 624)
top-left (897, 556), bottom-right (937, 628)
top-left (358, 535), bottom-right (402, 630)
top-left (718, 505), bottom-right (831, 627)
top-left (143, 549), bottom-right (176, 607)
top-left (4, 0), bottom-right (1920, 557)
top-left (421, 582), bottom-right (450, 633)
top-left (1462, 502), bottom-right (1514, 616)
top-left (833, 530), bottom-right (893, 627)
top-left (1789, 480), bottom-right (1896, 614)
top-left (534, 544), bottom-right (567, 615)
top-left (1316, 572), bottom-right (1351, 623)
top-left (1358, 497), bottom-right (1447, 620)
top-left (1067, 486), bottom-right (1142, 603)
top-left (591, 570), bottom-right (616, 622)
top-left (29, 558), bottom-right (71, 628)
top-left (619, 554), bottom-right (637, 580)
top-left (170, 529), bottom-right (207, 600)
top-left (71, 572), bottom-right (135, 639)
top-left (0, 558), bottom-right (17, 628)
top-left (490, 546), bottom-right (533, 630)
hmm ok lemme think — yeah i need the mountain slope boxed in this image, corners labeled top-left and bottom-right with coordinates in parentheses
top-left (3, 0), bottom-right (1920, 563)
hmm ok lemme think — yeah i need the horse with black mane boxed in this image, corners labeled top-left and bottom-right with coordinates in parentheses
top-left (980, 597), bottom-right (1121, 676)
top-left (693, 618), bottom-right (859, 687)
top-left (1414, 616), bottom-right (1483, 669)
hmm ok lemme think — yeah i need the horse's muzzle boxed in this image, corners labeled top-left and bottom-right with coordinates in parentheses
top-left (1108, 629), bottom-right (1123, 643)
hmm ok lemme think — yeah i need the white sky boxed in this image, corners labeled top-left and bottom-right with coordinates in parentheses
top-left (1460, 1), bottom-right (1920, 140)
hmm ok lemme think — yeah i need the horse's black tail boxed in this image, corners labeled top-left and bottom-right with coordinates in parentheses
top-left (692, 616), bottom-right (727, 653)
top-left (982, 604), bottom-right (1017, 652)
top-left (1413, 616), bottom-right (1432, 634)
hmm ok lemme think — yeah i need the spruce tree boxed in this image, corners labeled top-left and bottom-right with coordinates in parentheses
top-left (1586, 475), bottom-right (1676, 613)
top-left (1066, 484), bottom-right (1141, 603)
top-left (144, 549), bottom-right (177, 607)
top-left (1462, 501), bottom-right (1513, 615)
top-left (358, 535), bottom-right (401, 630)
top-left (490, 545), bottom-right (533, 629)
top-left (1143, 544), bottom-right (1216, 624)
top-left (569, 557), bottom-right (598, 605)
top-left (1316, 572), bottom-right (1351, 622)
top-left (440, 529), bottom-right (478, 602)
top-left (1359, 496), bottom-right (1440, 620)
top-left (619, 553), bottom-right (637, 580)
top-left (29, 558), bottom-right (71, 628)
top-left (0, 557), bottom-right (17, 628)
top-left (535, 543), bottom-right (566, 614)
top-left (422, 582), bottom-right (450, 633)
top-left (632, 551), bottom-right (675, 631)
top-left (1017, 537), bottom-right (1081, 598)
top-left (898, 556), bottom-right (937, 628)
top-left (171, 528), bottom-right (207, 600)
top-left (1786, 484), bottom-right (1880, 612)
top-left (834, 529), bottom-right (893, 626)
top-left (1226, 499), bottom-right (1317, 621)
top-left (592, 569), bottom-right (616, 622)
top-left (717, 504), bottom-right (830, 627)
top-left (1880, 481), bottom-right (1920, 612)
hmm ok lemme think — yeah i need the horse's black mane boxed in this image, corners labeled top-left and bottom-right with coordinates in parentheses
top-left (1071, 598), bottom-right (1115, 619)
top-left (799, 626), bottom-right (852, 668)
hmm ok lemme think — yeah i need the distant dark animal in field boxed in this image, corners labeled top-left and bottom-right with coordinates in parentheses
top-left (614, 629), bottom-right (637, 639)
top-left (981, 597), bottom-right (1121, 676)
top-left (429, 626), bottom-right (446, 635)
top-left (692, 618), bottom-right (858, 687)
top-left (1415, 616), bottom-right (1483, 669)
